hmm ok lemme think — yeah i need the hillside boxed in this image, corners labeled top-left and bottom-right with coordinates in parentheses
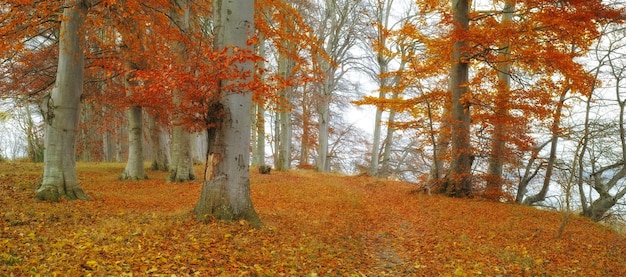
top-left (1, 162), bottom-right (625, 276)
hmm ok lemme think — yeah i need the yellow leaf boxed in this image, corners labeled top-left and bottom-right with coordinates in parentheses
top-left (83, 260), bottom-right (98, 270)
top-left (453, 266), bottom-right (466, 276)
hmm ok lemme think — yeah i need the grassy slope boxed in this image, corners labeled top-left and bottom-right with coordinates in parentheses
top-left (1, 162), bottom-right (625, 276)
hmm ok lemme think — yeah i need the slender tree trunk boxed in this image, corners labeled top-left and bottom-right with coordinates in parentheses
top-left (276, 47), bottom-right (294, 171)
top-left (369, 0), bottom-right (394, 177)
top-left (317, 79), bottom-right (332, 172)
top-left (515, 140), bottom-right (548, 203)
top-left (428, 106), bottom-right (450, 189)
top-left (24, 106), bottom-right (43, 162)
top-left (523, 88), bottom-right (568, 205)
top-left (115, 121), bottom-right (123, 162)
top-left (194, 0), bottom-right (261, 227)
top-left (148, 114), bottom-right (170, 171)
top-left (581, 70), bottom-right (626, 221)
top-left (443, 0), bottom-right (472, 197)
top-left (103, 129), bottom-right (113, 162)
top-left (252, 101), bottom-right (266, 166)
top-left (316, 48), bottom-right (334, 172)
top-left (370, 102), bottom-right (383, 176)
top-left (273, 110), bottom-right (280, 168)
top-left (253, 103), bottom-right (266, 166)
top-left (380, 53), bottom-right (408, 178)
top-left (380, 91), bottom-right (398, 177)
top-left (251, 16), bottom-right (266, 168)
top-left (486, 0), bottom-right (515, 199)
top-left (168, 0), bottom-right (195, 182)
top-left (36, 1), bottom-right (89, 201)
top-left (79, 103), bottom-right (95, 162)
top-left (299, 84), bottom-right (312, 168)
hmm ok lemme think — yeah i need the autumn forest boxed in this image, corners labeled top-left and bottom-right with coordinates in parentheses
top-left (2, 0), bottom-right (626, 275)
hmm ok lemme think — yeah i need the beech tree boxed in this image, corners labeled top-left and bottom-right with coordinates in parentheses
top-left (576, 22), bottom-right (626, 221)
top-left (440, 0), bottom-right (471, 197)
top-left (168, 0), bottom-right (196, 182)
top-left (36, 0), bottom-right (91, 201)
top-left (119, 61), bottom-right (147, 180)
top-left (254, 0), bottom-right (321, 171)
top-left (148, 114), bottom-right (170, 171)
top-left (362, 0), bottom-right (396, 177)
top-left (311, 0), bottom-right (362, 172)
top-left (484, 0), bottom-right (515, 199)
top-left (194, 0), bottom-right (262, 227)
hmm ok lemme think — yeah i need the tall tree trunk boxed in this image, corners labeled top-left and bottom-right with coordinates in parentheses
top-left (193, 132), bottom-right (208, 165)
top-left (317, 78), bottom-right (332, 172)
top-left (169, 124), bottom-right (196, 181)
top-left (485, 0), bottom-right (515, 199)
top-left (369, 0), bottom-right (394, 177)
top-left (299, 83), bottom-right (312, 168)
top-left (194, 0), bottom-right (261, 227)
top-left (273, 110), bottom-right (280, 168)
top-left (120, 104), bottom-right (147, 180)
top-left (168, 0), bottom-right (196, 182)
top-left (252, 102), bottom-right (266, 166)
top-left (36, 1), bottom-right (89, 201)
top-left (103, 129), bottom-right (113, 162)
top-left (115, 120), bottom-right (123, 162)
top-left (24, 105), bottom-right (44, 162)
top-left (380, 50), bottom-right (408, 178)
top-left (276, 47), bottom-right (294, 171)
top-left (120, 60), bottom-right (146, 180)
top-left (380, 91), bottom-right (398, 177)
top-left (251, 16), bottom-right (266, 168)
top-left (428, 105), bottom-right (450, 189)
top-left (148, 114), bottom-right (170, 171)
top-left (443, 0), bottom-right (471, 197)
top-left (370, 101), bottom-right (383, 176)
top-left (79, 103), bottom-right (94, 162)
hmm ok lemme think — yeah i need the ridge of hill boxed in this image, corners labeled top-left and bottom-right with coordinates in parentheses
top-left (1, 162), bottom-right (625, 276)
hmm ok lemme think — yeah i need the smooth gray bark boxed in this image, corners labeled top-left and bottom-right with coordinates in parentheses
top-left (36, 1), bottom-right (89, 201)
top-left (148, 114), bottom-right (170, 171)
top-left (250, 35), bottom-right (265, 167)
top-left (276, 47), bottom-right (294, 171)
top-left (194, 0), bottom-right (261, 227)
top-left (314, 0), bottom-right (359, 172)
top-left (169, 125), bottom-right (196, 181)
top-left (367, 0), bottom-right (394, 177)
top-left (252, 102), bottom-right (266, 167)
top-left (120, 104), bottom-right (147, 180)
top-left (168, 0), bottom-right (196, 182)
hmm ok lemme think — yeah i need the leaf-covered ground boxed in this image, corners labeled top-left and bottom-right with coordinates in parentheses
top-left (1, 162), bottom-right (625, 276)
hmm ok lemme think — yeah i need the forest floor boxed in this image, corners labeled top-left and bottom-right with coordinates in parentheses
top-left (1, 162), bottom-right (625, 276)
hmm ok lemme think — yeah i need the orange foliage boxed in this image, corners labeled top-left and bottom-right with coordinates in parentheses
top-left (2, 163), bottom-right (625, 275)
top-left (356, 0), bottom-right (624, 197)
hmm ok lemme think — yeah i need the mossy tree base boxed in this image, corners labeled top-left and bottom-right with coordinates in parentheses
top-left (35, 185), bottom-right (89, 202)
top-left (119, 172), bottom-right (148, 181)
top-left (194, 176), bottom-right (262, 228)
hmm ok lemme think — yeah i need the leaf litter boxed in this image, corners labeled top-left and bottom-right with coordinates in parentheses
top-left (1, 162), bottom-right (625, 276)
